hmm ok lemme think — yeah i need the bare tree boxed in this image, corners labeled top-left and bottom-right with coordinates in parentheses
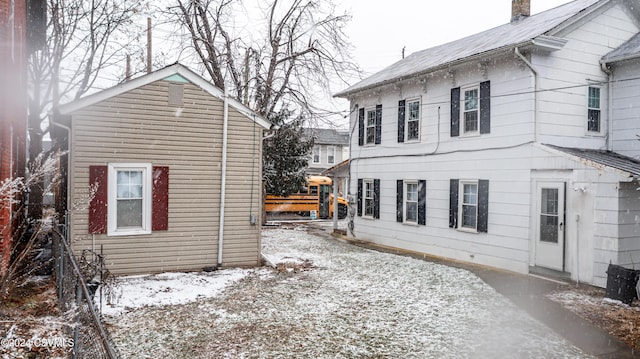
top-left (167, 0), bottom-right (359, 121)
top-left (27, 0), bottom-right (147, 220)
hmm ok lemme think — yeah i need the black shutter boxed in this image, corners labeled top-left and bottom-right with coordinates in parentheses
top-left (373, 178), bottom-right (381, 219)
top-left (358, 108), bottom-right (365, 146)
top-left (451, 87), bottom-right (460, 137)
top-left (396, 180), bottom-right (403, 223)
top-left (480, 81), bottom-right (491, 134)
top-left (375, 104), bottom-right (382, 144)
top-left (449, 179), bottom-right (459, 228)
top-left (357, 179), bottom-right (363, 217)
top-left (397, 100), bottom-right (405, 143)
top-left (418, 180), bottom-right (426, 225)
top-left (478, 180), bottom-right (489, 233)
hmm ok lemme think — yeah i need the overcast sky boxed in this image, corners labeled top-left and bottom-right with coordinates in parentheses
top-left (337, 0), bottom-right (574, 76)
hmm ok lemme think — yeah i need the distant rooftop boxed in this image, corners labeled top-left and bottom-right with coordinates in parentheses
top-left (305, 128), bottom-right (349, 146)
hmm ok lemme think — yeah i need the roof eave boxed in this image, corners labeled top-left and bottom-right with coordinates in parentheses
top-left (56, 63), bottom-right (272, 130)
top-left (334, 42), bottom-right (533, 99)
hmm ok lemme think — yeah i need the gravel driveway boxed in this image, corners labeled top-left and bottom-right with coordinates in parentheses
top-left (105, 224), bottom-right (590, 358)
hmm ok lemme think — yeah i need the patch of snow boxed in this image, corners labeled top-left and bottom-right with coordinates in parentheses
top-left (95, 268), bottom-right (251, 316)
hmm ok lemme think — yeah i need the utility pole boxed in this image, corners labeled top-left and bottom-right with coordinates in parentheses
top-left (147, 17), bottom-right (152, 73)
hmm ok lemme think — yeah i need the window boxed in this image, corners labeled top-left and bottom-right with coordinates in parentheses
top-left (588, 86), bottom-right (601, 133)
top-left (461, 181), bottom-right (478, 229)
top-left (366, 109), bottom-right (376, 144)
top-left (358, 105), bottom-right (382, 146)
top-left (312, 146), bottom-right (321, 164)
top-left (463, 87), bottom-right (479, 134)
top-left (364, 180), bottom-right (375, 217)
top-left (357, 178), bottom-right (380, 219)
top-left (451, 81), bottom-right (490, 137)
top-left (398, 99), bottom-right (421, 142)
top-left (396, 180), bottom-right (426, 225)
top-left (405, 182), bottom-right (419, 222)
top-left (327, 146), bottom-right (335, 164)
top-left (449, 179), bottom-right (489, 232)
top-left (108, 163), bottom-right (152, 236)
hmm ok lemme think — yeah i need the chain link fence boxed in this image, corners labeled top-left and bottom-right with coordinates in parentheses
top-left (52, 220), bottom-right (119, 359)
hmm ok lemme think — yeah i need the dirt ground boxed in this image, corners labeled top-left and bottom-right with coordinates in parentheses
top-left (549, 284), bottom-right (640, 350)
top-left (0, 277), bottom-right (72, 358)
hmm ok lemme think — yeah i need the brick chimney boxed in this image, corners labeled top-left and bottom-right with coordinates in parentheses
top-left (511, 0), bottom-right (531, 22)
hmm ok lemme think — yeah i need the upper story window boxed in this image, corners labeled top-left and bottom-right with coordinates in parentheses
top-left (108, 163), bottom-right (152, 236)
top-left (463, 88), bottom-right (479, 134)
top-left (358, 105), bottom-right (382, 146)
top-left (327, 146), bottom-right (335, 164)
top-left (398, 99), bottom-right (421, 143)
top-left (312, 146), bottom-right (321, 164)
top-left (450, 81), bottom-right (491, 137)
top-left (587, 86), bottom-right (601, 133)
top-left (366, 109), bottom-right (376, 144)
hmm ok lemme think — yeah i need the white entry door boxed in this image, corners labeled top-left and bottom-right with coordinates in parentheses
top-left (534, 182), bottom-right (565, 271)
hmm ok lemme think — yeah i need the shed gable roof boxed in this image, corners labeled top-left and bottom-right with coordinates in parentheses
top-left (335, 0), bottom-right (605, 97)
top-left (546, 144), bottom-right (640, 177)
top-left (56, 63), bottom-right (271, 129)
top-left (602, 32), bottom-right (640, 63)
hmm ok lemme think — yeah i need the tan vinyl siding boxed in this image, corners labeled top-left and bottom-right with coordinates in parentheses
top-left (68, 80), bottom-right (262, 275)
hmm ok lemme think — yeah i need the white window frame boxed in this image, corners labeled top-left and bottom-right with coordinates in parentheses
top-left (327, 146), bottom-right (336, 164)
top-left (365, 108), bottom-right (376, 145)
top-left (587, 86), bottom-right (601, 134)
top-left (363, 179), bottom-right (375, 218)
top-left (404, 180), bottom-right (419, 224)
top-left (312, 146), bottom-right (321, 164)
top-left (462, 86), bottom-right (479, 135)
top-left (458, 180), bottom-right (479, 232)
top-left (107, 163), bottom-right (152, 236)
top-left (405, 99), bottom-right (421, 142)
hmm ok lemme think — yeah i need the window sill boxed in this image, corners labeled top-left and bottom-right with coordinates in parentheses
top-left (456, 227), bottom-right (479, 234)
top-left (108, 228), bottom-right (152, 237)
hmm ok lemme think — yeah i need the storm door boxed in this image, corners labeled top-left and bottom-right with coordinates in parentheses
top-left (534, 182), bottom-right (565, 271)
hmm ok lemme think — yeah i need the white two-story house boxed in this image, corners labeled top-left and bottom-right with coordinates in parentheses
top-left (335, 0), bottom-right (640, 288)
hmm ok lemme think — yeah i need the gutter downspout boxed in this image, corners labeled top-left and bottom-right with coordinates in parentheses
top-left (514, 47), bottom-right (539, 143)
top-left (217, 87), bottom-right (229, 268)
top-left (600, 62), bottom-right (613, 151)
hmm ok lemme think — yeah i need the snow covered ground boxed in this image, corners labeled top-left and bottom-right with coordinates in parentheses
top-left (101, 224), bottom-right (592, 358)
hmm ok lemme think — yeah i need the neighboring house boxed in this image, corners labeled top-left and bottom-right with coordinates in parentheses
top-left (52, 63), bottom-right (270, 275)
top-left (305, 128), bottom-right (349, 175)
top-left (335, 0), bottom-right (640, 288)
top-left (0, 0), bottom-right (28, 275)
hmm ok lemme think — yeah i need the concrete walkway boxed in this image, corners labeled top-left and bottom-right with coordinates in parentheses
top-left (306, 223), bottom-right (638, 358)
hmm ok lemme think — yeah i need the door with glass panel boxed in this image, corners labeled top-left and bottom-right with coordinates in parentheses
top-left (534, 182), bottom-right (565, 271)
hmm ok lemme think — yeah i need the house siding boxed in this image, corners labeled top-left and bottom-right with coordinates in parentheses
top-left (68, 80), bottom-right (262, 275)
top-left (536, 2), bottom-right (639, 148)
top-left (610, 61), bottom-right (640, 157)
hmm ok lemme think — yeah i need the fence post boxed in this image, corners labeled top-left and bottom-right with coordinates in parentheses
top-left (74, 280), bottom-right (82, 358)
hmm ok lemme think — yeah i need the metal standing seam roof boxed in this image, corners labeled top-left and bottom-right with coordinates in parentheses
top-left (335, 0), bottom-right (603, 98)
top-left (602, 32), bottom-right (640, 63)
top-left (546, 144), bottom-right (640, 177)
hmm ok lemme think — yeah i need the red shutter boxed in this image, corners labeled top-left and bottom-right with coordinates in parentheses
top-left (152, 166), bottom-right (169, 231)
top-left (89, 166), bottom-right (108, 234)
